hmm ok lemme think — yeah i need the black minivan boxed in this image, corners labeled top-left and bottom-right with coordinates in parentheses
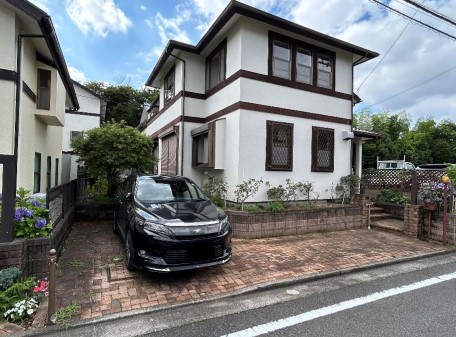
top-left (114, 174), bottom-right (232, 272)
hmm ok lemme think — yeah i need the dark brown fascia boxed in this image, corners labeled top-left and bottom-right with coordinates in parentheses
top-left (145, 0), bottom-right (379, 87)
top-left (4, 0), bottom-right (79, 110)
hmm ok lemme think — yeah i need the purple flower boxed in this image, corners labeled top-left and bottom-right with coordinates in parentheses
top-left (31, 200), bottom-right (45, 208)
top-left (24, 209), bottom-right (34, 218)
top-left (14, 207), bottom-right (27, 222)
top-left (34, 217), bottom-right (47, 229)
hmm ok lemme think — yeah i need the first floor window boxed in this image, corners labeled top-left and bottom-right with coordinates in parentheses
top-left (191, 122), bottom-right (215, 168)
top-left (46, 156), bottom-right (51, 190)
top-left (34, 153), bottom-right (41, 193)
top-left (312, 126), bottom-right (334, 172)
top-left (55, 158), bottom-right (59, 186)
top-left (266, 121), bottom-right (293, 171)
top-left (161, 133), bottom-right (178, 175)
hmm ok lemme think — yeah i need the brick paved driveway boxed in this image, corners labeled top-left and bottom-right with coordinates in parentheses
top-left (55, 221), bottom-right (449, 323)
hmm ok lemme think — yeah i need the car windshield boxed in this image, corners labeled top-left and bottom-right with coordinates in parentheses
top-left (135, 178), bottom-right (207, 203)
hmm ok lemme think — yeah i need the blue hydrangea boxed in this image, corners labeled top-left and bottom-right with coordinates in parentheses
top-left (31, 200), bottom-right (45, 208)
top-left (14, 207), bottom-right (27, 222)
top-left (24, 209), bottom-right (34, 218)
top-left (34, 217), bottom-right (47, 229)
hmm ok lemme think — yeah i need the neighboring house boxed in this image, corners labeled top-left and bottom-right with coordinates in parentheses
top-left (61, 81), bottom-right (106, 183)
top-left (142, 1), bottom-right (379, 202)
top-left (0, 0), bottom-right (79, 196)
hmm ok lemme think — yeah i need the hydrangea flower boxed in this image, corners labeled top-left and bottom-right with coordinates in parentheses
top-left (24, 209), bottom-right (34, 218)
top-left (14, 207), bottom-right (27, 222)
top-left (34, 217), bottom-right (47, 229)
top-left (31, 200), bottom-right (45, 208)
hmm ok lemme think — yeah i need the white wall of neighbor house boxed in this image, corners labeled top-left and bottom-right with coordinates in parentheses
top-left (63, 114), bottom-right (99, 151)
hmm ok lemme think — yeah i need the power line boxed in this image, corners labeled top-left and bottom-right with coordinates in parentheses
top-left (365, 64), bottom-right (456, 108)
top-left (371, 0), bottom-right (456, 40)
top-left (401, 0), bottom-right (456, 28)
top-left (356, 1), bottom-right (422, 93)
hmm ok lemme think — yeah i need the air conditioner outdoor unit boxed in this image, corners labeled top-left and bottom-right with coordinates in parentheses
top-left (342, 130), bottom-right (354, 140)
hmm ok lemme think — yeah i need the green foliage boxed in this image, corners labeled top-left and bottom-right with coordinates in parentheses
top-left (266, 201), bottom-right (285, 212)
top-left (244, 205), bottom-right (262, 212)
top-left (84, 81), bottom-right (158, 127)
top-left (56, 302), bottom-right (80, 328)
top-left (376, 189), bottom-right (408, 204)
top-left (86, 177), bottom-right (109, 201)
top-left (234, 178), bottom-right (264, 211)
top-left (297, 181), bottom-right (316, 204)
top-left (72, 120), bottom-right (155, 197)
top-left (336, 174), bottom-right (361, 204)
top-left (201, 174), bottom-right (228, 207)
top-left (355, 111), bottom-right (456, 168)
top-left (0, 277), bottom-right (36, 317)
top-left (266, 184), bottom-right (286, 201)
top-left (445, 164), bottom-right (456, 183)
top-left (0, 268), bottom-right (22, 291)
top-left (14, 188), bottom-right (50, 238)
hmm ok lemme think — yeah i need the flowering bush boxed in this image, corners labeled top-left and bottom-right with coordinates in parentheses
top-left (419, 181), bottom-right (451, 211)
top-left (3, 298), bottom-right (38, 322)
top-left (33, 278), bottom-right (49, 299)
top-left (0, 276), bottom-right (49, 323)
top-left (14, 188), bottom-right (51, 238)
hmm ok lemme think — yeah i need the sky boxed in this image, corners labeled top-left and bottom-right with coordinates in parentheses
top-left (29, 0), bottom-right (456, 127)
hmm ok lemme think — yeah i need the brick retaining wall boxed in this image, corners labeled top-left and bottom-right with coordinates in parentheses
top-left (0, 206), bottom-right (75, 277)
top-left (227, 205), bottom-right (363, 239)
top-left (374, 202), bottom-right (405, 220)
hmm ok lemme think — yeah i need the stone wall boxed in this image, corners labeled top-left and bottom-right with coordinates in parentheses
top-left (227, 205), bottom-right (363, 239)
top-left (428, 213), bottom-right (456, 244)
top-left (403, 204), bottom-right (423, 238)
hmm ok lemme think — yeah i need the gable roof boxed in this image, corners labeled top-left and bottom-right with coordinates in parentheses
top-left (3, 0), bottom-right (79, 110)
top-left (145, 0), bottom-right (379, 87)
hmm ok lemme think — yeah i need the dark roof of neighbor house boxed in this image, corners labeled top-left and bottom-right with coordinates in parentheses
top-left (145, 0), bottom-right (379, 87)
top-left (4, 0), bottom-right (79, 110)
top-left (353, 128), bottom-right (382, 140)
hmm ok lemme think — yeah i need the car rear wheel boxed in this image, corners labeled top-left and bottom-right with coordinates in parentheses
top-left (125, 231), bottom-right (135, 271)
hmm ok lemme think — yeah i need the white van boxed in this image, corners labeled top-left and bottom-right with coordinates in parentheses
top-left (377, 159), bottom-right (415, 170)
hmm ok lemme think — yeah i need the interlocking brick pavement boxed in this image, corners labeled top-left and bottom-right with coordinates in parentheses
top-left (54, 221), bottom-right (450, 324)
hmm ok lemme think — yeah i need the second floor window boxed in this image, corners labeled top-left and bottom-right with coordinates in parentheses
top-left (206, 39), bottom-right (226, 91)
top-left (269, 33), bottom-right (335, 91)
top-left (164, 66), bottom-right (175, 103)
top-left (37, 69), bottom-right (51, 110)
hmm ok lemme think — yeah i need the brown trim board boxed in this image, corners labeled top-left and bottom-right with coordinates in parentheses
top-left (0, 69), bottom-right (17, 82)
top-left (22, 81), bottom-right (36, 102)
top-left (65, 111), bottom-right (100, 117)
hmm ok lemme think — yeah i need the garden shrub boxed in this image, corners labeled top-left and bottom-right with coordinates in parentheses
top-left (376, 188), bottom-right (408, 204)
top-left (0, 267), bottom-right (22, 291)
top-left (201, 174), bottom-right (228, 207)
top-left (14, 188), bottom-right (50, 238)
top-left (267, 201), bottom-right (285, 212)
top-left (244, 205), bottom-right (262, 212)
top-left (234, 178), bottom-right (263, 211)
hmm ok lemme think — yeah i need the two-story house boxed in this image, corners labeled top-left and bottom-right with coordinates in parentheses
top-left (142, 1), bottom-right (379, 202)
top-left (61, 81), bottom-right (106, 183)
top-left (0, 0), bottom-right (78, 198)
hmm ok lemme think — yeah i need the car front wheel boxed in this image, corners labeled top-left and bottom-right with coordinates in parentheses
top-left (125, 231), bottom-right (135, 271)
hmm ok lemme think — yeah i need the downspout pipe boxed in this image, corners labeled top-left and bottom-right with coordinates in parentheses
top-left (15, 34), bottom-right (50, 193)
top-left (167, 53), bottom-right (186, 176)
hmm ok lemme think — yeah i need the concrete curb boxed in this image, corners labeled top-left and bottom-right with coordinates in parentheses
top-left (15, 247), bottom-right (456, 337)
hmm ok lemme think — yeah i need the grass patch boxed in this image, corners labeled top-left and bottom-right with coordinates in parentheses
top-left (56, 302), bottom-right (79, 328)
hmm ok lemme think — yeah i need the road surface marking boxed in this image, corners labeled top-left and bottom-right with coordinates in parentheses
top-left (221, 271), bottom-right (456, 337)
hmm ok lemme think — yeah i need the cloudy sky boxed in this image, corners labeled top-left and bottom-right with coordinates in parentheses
top-left (30, 0), bottom-right (456, 126)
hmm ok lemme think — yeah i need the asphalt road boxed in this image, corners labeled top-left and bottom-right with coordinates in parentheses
top-left (19, 252), bottom-right (456, 337)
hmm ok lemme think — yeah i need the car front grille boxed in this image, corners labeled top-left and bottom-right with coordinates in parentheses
top-left (163, 238), bottom-right (225, 264)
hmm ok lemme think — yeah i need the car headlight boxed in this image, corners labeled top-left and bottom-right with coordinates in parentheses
top-left (219, 216), bottom-right (230, 234)
top-left (136, 217), bottom-right (173, 238)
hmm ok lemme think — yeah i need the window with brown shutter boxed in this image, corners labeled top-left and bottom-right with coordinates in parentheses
top-left (160, 133), bottom-right (178, 175)
top-left (37, 69), bottom-right (51, 110)
top-left (191, 122), bottom-right (215, 168)
top-left (266, 121), bottom-right (293, 171)
top-left (311, 126), bottom-right (334, 172)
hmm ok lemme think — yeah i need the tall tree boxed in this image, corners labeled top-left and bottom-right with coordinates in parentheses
top-left (85, 81), bottom-right (158, 127)
top-left (72, 120), bottom-right (155, 197)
